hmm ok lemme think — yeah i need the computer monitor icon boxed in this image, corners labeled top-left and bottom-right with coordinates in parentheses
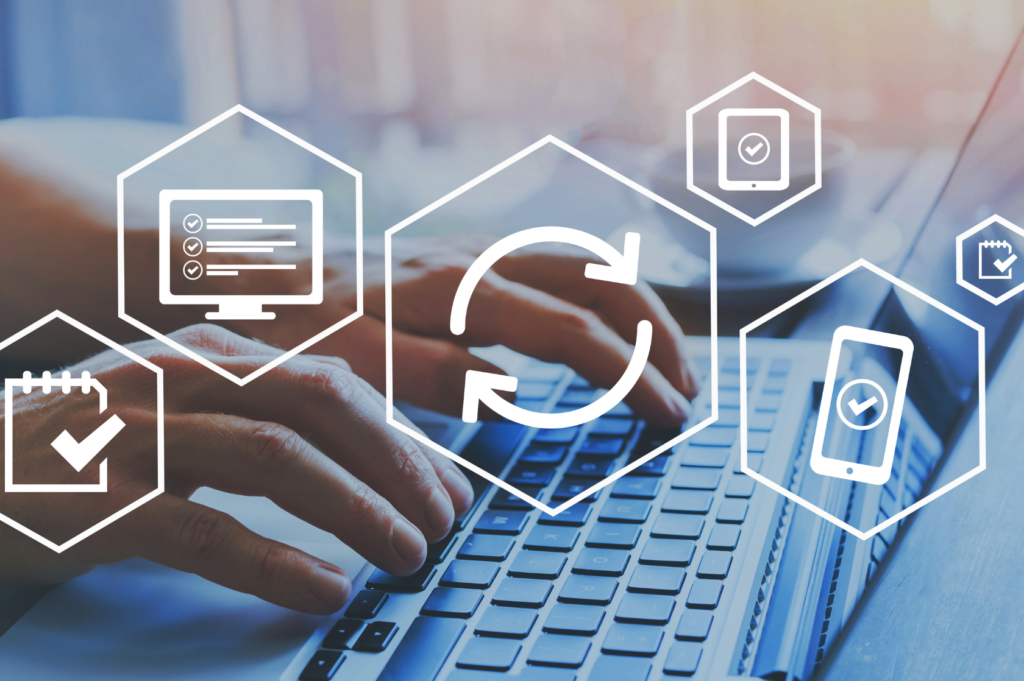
top-left (159, 189), bottom-right (323, 320)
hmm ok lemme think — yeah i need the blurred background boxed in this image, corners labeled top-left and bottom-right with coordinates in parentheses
top-left (0, 0), bottom-right (1021, 331)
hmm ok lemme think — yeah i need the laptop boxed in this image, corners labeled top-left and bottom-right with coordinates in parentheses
top-left (3, 28), bottom-right (1024, 681)
top-left (278, 31), bottom-right (1024, 681)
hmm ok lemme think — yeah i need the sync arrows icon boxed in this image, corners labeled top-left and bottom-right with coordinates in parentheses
top-left (450, 226), bottom-right (651, 428)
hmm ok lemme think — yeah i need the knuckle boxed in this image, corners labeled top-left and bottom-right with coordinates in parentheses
top-left (170, 323), bottom-right (232, 347)
top-left (245, 422), bottom-right (303, 472)
top-left (345, 485), bottom-right (389, 528)
top-left (296, 365), bottom-right (361, 408)
top-left (177, 507), bottom-right (232, 563)
top-left (253, 542), bottom-right (288, 586)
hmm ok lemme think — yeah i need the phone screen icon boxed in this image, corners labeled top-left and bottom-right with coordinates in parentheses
top-left (718, 108), bottom-right (790, 191)
top-left (809, 326), bottom-right (914, 485)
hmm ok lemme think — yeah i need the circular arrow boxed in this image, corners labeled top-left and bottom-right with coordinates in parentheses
top-left (452, 226), bottom-right (650, 428)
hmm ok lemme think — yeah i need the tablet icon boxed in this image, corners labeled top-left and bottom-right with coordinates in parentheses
top-left (718, 108), bottom-right (790, 191)
top-left (810, 326), bottom-right (913, 486)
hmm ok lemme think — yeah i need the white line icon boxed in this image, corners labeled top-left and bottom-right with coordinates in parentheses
top-left (978, 240), bottom-right (1015, 280)
top-left (451, 226), bottom-right (649, 429)
top-left (718, 108), bottom-right (790, 191)
top-left (5, 371), bottom-right (124, 493)
top-left (810, 326), bottom-right (913, 486)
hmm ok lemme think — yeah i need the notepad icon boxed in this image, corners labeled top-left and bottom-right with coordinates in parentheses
top-left (979, 240), bottom-right (1015, 280)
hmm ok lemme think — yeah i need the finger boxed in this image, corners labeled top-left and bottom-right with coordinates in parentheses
top-left (166, 413), bottom-right (430, 576)
top-left (164, 355), bottom-right (458, 543)
top-left (460, 272), bottom-right (691, 426)
top-left (492, 252), bottom-right (700, 399)
top-left (125, 494), bottom-right (352, 615)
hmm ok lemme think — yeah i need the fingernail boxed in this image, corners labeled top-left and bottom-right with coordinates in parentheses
top-left (442, 468), bottom-right (475, 513)
top-left (423, 486), bottom-right (455, 535)
top-left (391, 516), bottom-right (427, 568)
top-left (308, 565), bottom-right (351, 610)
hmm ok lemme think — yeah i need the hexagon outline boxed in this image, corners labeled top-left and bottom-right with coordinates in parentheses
top-left (686, 72), bottom-right (822, 227)
top-left (739, 259), bottom-right (986, 541)
top-left (0, 310), bottom-right (164, 553)
top-left (955, 214), bottom-right (1024, 305)
top-left (117, 104), bottom-right (363, 386)
top-left (385, 135), bottom-right (719, 515)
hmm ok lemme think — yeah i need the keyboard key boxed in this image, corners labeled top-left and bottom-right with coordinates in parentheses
top-left (352, 621), bottom-right (398, 652)
top-left (344, 589), bottom-right (388, 619)
top-left (565, 456), bottom-right (616, 479)
top-left (538, 503), bottom-right (593, 527)
top-left (520, 443), bottom-right (569, 465)
top-left (696, 552), bottom-right (732, 579)
top-left (558, 575), bottom-right (619, 605)
top-left (421, 587), bottom-right (483, 618)
top-left (458, 534), bottom-right (515, 562)
top-left (756, 394), bottom-right (781, 412)
top-left (749, 412), bottom-right (775, 431)
top-left (525, 526), bottom-right (580, 552)
top-left (456, 637), bottom-right (521, 671)
top-left (686, 580), bottom-right (723, 609)
top-left (723, 355), bottom-right (759, 373)
top-left (678, 447), bottom-right (730, 468)
top-left (552, 479), bottom-right (600, 502)
top-left (543, 603), bottom-right (605, 636)
top-left (586, 524), bottom-right (641, 549)
top-left (724, 475), bottom-right (756, 498)
top-left (664, 641), bottom-right (702, 676)
top-left (475, 510), bottom-right (529, 535)
top-left (490, 486), bottom-right (544, 511)
top-left (321, 618), bottom-right (364, 650)
top-left (707, 407), bottom-right (739, 427)
top-left (598, 498), bottom-right (651, 524)
top-left (366, 565), bottom-right (436, 593)
top-left (611, 477), bottom-right (662, 499)
top-left (578, 437), bottom-right (626, 457)
top-left (516, 381), bottom-right (555, 400)
top-left (768, 357), bottom-right (791, 375)
top-left (762, 375), bottom-right (786, 394)
top-left (651, 514), bottom-right (704, 540)
top-left (671, 468), bottom-right (721, 490)
top-left (601, 623), bottom-right (664, 657)
top-left (560, 388), bottom-right (599, 405)
top-left (587, 656), bottom-right (652, 681)
top-left (440, 560), bottom-right (500, 589)
top-left (376, 617), bottom-right (467, 681)
top-left (572, 548), bottom-right (631, 576)
top-left (492, 577), bottom-right (552, 608)
top-left (509, 551), bottom-right (566, 579)
top-left (639, 538), bottom-right (695, 567)
top-left (426, 530), bottom-right (459, 564)
top-left (507, 465), bottom-right (557, 487)
top-left (590, 418), bottom-right (635, 437)
top-left (717, 390), bottom-right (742, 408)
top-left (604, 402), bottom-right (633, 417)
top-left (717, 500), bottom-right (748, 524)
top-left (475, 606), bottom-right (538, 639)
top-left (300, 650), bottom-right (344, 681)
top-left (522, 363), bottom-right (565, 381)
top-left (747, 432), bottom-right (771, 453)
top-left (533, 427), bottom-right (580, 444)
top-left (628, 455), bottom-right (671, 477)
top-left (737, 454), bottom-right (764, 473)
top-left (662, 490), bottom-right (714, 514)
top-left (455, 423), bottom-right (527, 530)
top-left (615, 593), bottom-right (675, 625)
top-left (707, 525), bottom-right (741, 551)
top-left (688, 428), bottom-right (736, 447)
top-left (528, 634), bottom-right (591, 668)
top-left (628, 565), bottom-right (686, 595)
top-left (675, 610), bottom-right (713, 641)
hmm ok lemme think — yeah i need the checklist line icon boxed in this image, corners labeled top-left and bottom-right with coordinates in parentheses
top-left (5, 371), bottom-right (123, 493)
top-left (979, 240), bottom-right (1015, 280)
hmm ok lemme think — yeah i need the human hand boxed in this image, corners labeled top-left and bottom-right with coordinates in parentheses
top-left (0, 325), bottom-right (474, 615)
top-left (232, 241), bottom-right (699, 427)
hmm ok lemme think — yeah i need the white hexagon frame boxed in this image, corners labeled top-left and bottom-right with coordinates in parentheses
top-left (739, 259), bottom-right (986, 541)
top-left (117, 105), bottom-right (363, 386)
top-left (0, 311), bottom-right (164, 553)
top-left (686, 72), bottom-right (822, 227)
top-left (385, 135), bottom-right (719, 515)
top-left (955, 214), bottom-right (1024, 305)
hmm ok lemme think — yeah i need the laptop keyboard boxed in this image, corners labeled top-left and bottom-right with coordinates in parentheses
top-left (298, 352), bottom-right (784, 681)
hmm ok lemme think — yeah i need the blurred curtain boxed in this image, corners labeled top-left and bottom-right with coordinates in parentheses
top-left (0, 0), bottom-right (184, 121)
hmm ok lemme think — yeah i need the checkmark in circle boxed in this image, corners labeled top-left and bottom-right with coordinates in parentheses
top-left (183, 237), bottom-right (204, 257)
top-left (847, 395), bottom-right (878, 416)
top-left (737, 132), bottom-right (770, 165)
top-left (835, 379), bottom-right (889, 431)
top-left (183, 213), bottom-right (203, 233)
top-left (183, 260), bottom-right (203, 280)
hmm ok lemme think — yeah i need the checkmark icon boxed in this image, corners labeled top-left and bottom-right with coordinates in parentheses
top-left (187, 219), bottom-right (198, 229)
top-left (744, 142), bottom-right (764, 157)
top-left (995, 253), bottom-right (1017, 273)
top-left (847, 396), bottom-right (878, 417)
top-left (187, 266), bottom-right (199, 275)
top-left (187, 243), bottom-right (199, 252)
top-left (50, 414), bottom-right (125, 472)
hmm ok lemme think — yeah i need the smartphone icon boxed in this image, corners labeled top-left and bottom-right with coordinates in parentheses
top-left (718, 108), bottom-right (790, 191)
top-left (809, 326), bottom-right (914, 485)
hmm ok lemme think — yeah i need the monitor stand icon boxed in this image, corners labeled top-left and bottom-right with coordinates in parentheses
top-left (158, 189), bottom-right (324, 321)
